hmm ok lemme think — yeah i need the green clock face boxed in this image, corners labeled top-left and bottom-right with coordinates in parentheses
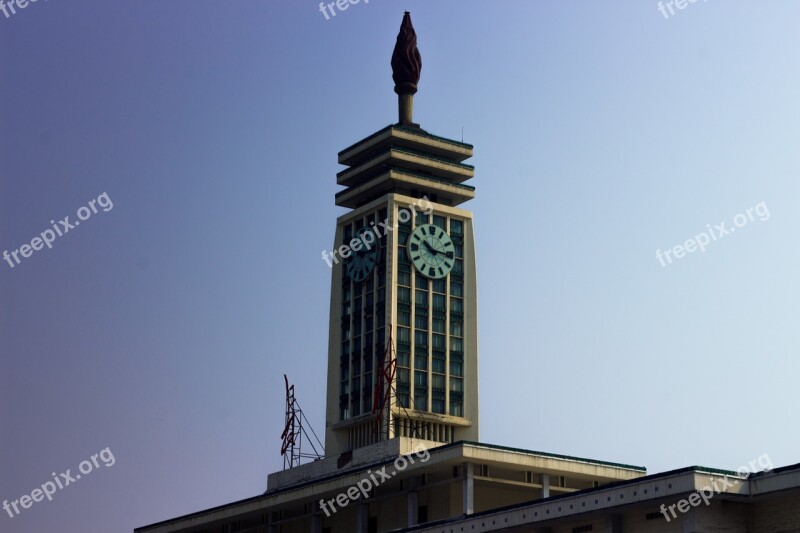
top-left (346, 227), bottom-right (379, 282)
top-left (407, 224), bottom-right (455, 279)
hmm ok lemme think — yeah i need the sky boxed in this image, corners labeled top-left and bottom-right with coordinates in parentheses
top-left (1, 1), bottom-right (799, 531)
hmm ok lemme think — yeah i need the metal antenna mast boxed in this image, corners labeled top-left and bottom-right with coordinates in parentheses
top-left (280, 374), bottom-right (324, 469)
top-left (372, 327), bottom-right (423, 440)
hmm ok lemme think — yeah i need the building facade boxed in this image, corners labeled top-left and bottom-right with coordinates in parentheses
top-left (324, 12), bottom-right (479, 457)
top-left (324, 127), bottom-right (480, 456)
top-left (134, 12), bottom-right (800, 533)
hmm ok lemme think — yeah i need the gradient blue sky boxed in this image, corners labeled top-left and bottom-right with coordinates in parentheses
top-left (2, 1), bottom-right (799, 531)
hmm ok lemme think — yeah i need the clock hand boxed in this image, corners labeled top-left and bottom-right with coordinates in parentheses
top-left (423, 240), bottom-right (441, 255)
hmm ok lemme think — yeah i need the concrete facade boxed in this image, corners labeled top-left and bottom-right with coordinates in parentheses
top-left (406, 462), bottom-right (800, 533)
top-left (133, 16), bottom-right (800, 533)
top-left (325, 124), bottom-right (480, 458)
top-left (135, 440), bottom-right (646, 533)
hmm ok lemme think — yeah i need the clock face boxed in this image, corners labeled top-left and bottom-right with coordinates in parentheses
top-left (407, 224), bottom-right (455, 279)
top-left (346, 227), bottom-right (379, 282)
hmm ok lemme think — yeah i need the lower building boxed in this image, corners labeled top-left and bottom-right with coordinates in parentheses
top-left (134, 438), bottom-right (800, 532)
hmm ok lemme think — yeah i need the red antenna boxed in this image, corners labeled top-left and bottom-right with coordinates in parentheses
top-left (280, 374), bottom-right (324, 469)
top-left (372, 327), bottom-right (398, 437)
top-left (372, 326), bottom-right (423, 440)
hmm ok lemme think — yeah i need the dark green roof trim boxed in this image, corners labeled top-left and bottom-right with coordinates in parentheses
top-left (402, 462), bottom-right (774, 532)
top-left (336, 147), bottom-right (474, 181)
top-left (458, 440), bottom-right (646, 472)
top-left (335, 168), bottom-right (476, 200)
top-left (393, 124), bottom-right (474, 150)
top-left (391, 147), bottom-right (475, 170)
top-left (337, 124), bottom-right (473, 159)
top-left (338, 124), bottom-right (393, 157)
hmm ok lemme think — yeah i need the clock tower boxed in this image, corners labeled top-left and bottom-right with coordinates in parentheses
top-left (325, 12), bottom-right (478, 456)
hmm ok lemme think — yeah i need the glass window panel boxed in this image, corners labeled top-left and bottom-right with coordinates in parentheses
top-left (397, 351), bottom-right (410, 367)
top-left (398, 270), bottom-right (411, 286)
top-left (450, 337), bottom-right (463, 353)
top-left (415, 289), bottom-right (428, 306)
top-left (398, 287), bottom-right (411, 304)
top-left (397, 326), bottom-right (411, 344)
top-left (450, 281), bottom-right (463, 297)
top-left (377, 327), bottom-right (385, 347)
top-left (398, 368), bottom-right (410, 384)
top-left (399, 309), bottom-right (411, 326)
top-left (414, 330), bottom-right (428, 347)
top-left (398, 229), bottom-right (410, 245)
top-left (432, 399), bottom-right (445, 414)
top-left (432, 278), bottom-right (446, 294)
top-left (398, 207), bottom-right (413, 227)
top-left (414, 394), bottom-right (427, 411)
top-left (432, 334), bottom-right (446, 350)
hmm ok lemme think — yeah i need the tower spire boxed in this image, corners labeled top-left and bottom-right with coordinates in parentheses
top-left (391, 11), bottom-right (422, 126)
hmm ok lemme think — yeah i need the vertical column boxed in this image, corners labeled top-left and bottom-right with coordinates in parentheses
top-left (540, 474), bottom-right (550, 498)
top-left (357, 502), bottom-right (369, 533)
top-left (311, 506), bottom-right (323, 533)
top-left (407, 490), bottom-right (419, 526)
top-left (463, 463), bottom-right (474, 515)
top-left (600, 514), bottom-right (622, 533)
top-left (682, 509), bottom-right (696, 533)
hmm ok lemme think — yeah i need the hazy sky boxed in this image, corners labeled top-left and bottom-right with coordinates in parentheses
top-left (2, 1), bottom-right (799, 531)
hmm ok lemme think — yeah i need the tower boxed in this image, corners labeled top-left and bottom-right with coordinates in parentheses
top-left (324, 13), bottom-right (478, 456)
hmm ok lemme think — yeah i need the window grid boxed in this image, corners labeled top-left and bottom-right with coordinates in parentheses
top-left (397, 207), bottom-right (467, 421)
top-left (339, 208), bottom-right (389, 422)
